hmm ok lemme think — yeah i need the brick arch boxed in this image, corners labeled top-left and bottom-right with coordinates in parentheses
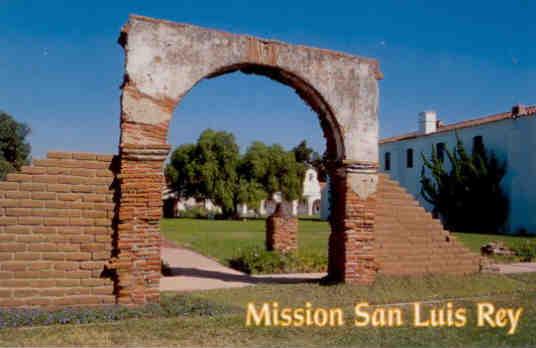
top-left (116, 15), bottom-right (382, 305)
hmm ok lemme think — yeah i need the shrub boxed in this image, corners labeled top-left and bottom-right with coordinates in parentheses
top-left (512, 241), bottom-right (536, 262)
top-left (228, 246), bottom-right (326, 274)
top-left (179, 206), bottom-right (209, 219)
top-left (0, 111), bottom-right (31, 180)
top-left (421, 134), bottom-right (509, 233)
top-left (0, 295), bottom-right (231, 329)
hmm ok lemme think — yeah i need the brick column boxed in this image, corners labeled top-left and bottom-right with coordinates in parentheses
top-left (327, 161), bottom-right (378, 284)
top-left (266, 203), bottom-right (298, 253)
top-left (113, 144), bottom-right (169, 305)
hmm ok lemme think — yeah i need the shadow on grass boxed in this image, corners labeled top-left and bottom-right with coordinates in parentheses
top-left (165, 266), bottom-right (322, 285)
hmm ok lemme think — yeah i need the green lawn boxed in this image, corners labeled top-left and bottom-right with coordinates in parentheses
top-left (161, 218), bottom-right (535, 265)
top-left (452, 232), bottom-right (535, 253)
top-left (160, 218), bottom-right (330, 264)
top-left (2, 273), bottom-right (536, 347)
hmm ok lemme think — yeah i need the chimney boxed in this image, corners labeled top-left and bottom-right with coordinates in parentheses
top-left (419, 111), bottom-right (437, 134)
top-left (511, 104), bottom-right (526, 118)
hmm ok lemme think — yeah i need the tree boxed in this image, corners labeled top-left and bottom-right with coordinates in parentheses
top-left (292, 140), bottom-right (328, 182)
top-left (0, 111), bottom-right (31, 180)
top-left (310, 151), bottom-right (328, 182)
top-left (166, 129), bottom-right (240, 217)
top-left (167, 131), bottom-right (307, 217)
top-left (165, 143), bottom-right (196, 197)
top-left (242, 142), bottom-right (303, 202)
top-left (292, 140), bottom-right (314, 163)
top-left (420, 134), bottom-right (509, 233)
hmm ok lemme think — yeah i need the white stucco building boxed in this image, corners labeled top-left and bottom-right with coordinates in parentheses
top-left (379, 104), bottom-right (536, 234)
top-left (299, 167), bottom-right (323, 216)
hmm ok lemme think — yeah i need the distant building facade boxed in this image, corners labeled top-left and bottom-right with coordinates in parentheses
top-left (379, 104), bottom-right (536, 233)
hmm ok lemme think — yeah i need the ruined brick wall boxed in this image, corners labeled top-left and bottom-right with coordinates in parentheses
top-left (0, 152), bottom-right (116, 307)
top-left (265, 204), bottom-right (298, 253)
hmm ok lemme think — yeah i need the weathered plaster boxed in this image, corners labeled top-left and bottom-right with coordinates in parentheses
top-left (120, 14), bottom-right (381, 163)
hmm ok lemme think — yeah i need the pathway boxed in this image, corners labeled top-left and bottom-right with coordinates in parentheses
top-left (159, 244), bottom-right (325, 292)
top-left (489, 262), bottom-right (536, 274)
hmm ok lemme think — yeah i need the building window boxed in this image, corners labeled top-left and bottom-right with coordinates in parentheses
top-left (406, 148), bottom-right (414, 168)
top-left (384, 152), bottom-right (391, 171)
top-left (473, 135), bottom-right (484, 154)
top-left (309, 173), bottom-right (314, 181)
top-left (436, 142), bottom-right (445, 162)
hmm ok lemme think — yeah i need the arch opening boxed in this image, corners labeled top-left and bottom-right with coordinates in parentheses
top-left (173, 63), bottom-right (345, 163)
top-left (163, 65), bottom-right (331, 270)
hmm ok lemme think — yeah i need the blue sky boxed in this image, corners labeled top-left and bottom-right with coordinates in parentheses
top-left (1, 0), bottom-right (534, 157)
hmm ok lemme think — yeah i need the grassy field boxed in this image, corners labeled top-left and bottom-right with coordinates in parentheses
top-left (161, 218), bottom-right (330, 263)
top-left (161, 218), bottom-right (535, 265)
top-left (1, 273), bottom-right (536, 347)
top-left (453, 232), bottom-right (535, 253)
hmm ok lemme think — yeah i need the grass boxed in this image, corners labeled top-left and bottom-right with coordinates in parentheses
top-left (160, 218), bottom-right (330, 264)
top-left (453, 232), bottom-right (536, 262)
top-left (452, 232), bottom-right (536, 253)
top-left (2, 273), bottom-right (536, 347)
top-left (161, 218), bottom-right (536, 266)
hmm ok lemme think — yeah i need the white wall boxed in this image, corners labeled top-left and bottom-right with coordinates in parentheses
top-left (379, 116), bottom-right (536, 234)
top-left (302, 168), bottom-right (322, 216)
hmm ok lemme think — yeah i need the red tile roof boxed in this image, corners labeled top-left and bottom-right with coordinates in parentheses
top-left (380, 105), bottom-right (536, 145)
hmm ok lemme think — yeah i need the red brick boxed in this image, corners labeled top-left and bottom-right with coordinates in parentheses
top-left (14, 252), bottom-right (41, 261)
top-left (5, 226), bottom-right (32, 234)
top-left (19, 199), bottom-right (44, 208)
top-left (65, 252), bottom-right (91, 261)
top-left (47, 152), bottom-right (73, 159)
top-left (20, 183), bottom-right (47, 192)
top-left (5, 191), bottom-right (30, 199)
top-left (31, 192), bottom-right (57, 200)
top-left (47, 184), bottom-right (71, 193)
top-left (0, 199), bottom-right (19, 208)
top-left (18, 217), bottom-right (43, 225)
top-left (0, 182), bottom-right (19, 191)
top-left (6, 208), bottom-right (32, 217)
top-left (32, 175), bottom-right (58, 184)
top-left (5, 173), bottom-right (33, 182)
top-left (58, 193), bottom-right (83, 201)
top-left (21, 166), bottom-right (47, 175)
top-left (0, 217), bottom-right (18, 225)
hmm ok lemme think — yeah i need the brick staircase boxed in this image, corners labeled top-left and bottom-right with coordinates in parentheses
top-left (375, 173), bottom-right (482, 276)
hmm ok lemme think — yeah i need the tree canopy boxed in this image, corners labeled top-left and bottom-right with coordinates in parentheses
top-left (240, 141), bottom-right (303, 201)
top-left (166, 130), bottom-right (240, 217)
top-left (166, 130), bottom-right (305, 218)
top-left (420, 135), bottom-right (509, 233)
top-left (0, 111), bottom-right (31, 180)
top-left (291, 140), bottom-right (328, 182)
